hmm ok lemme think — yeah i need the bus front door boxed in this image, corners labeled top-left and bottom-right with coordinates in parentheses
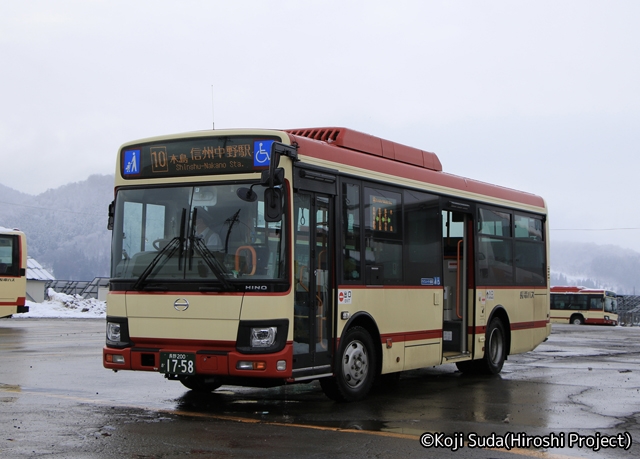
top-left (442, 206), bottom-right (473, 358)
top-left (292, 192), bottom-right (333, 378)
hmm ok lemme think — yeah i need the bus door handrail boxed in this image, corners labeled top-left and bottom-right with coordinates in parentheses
top-left (456, 239), bottom-right (463, 320)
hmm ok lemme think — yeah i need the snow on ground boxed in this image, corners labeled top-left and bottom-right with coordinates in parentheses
top-left (15, 288), bottom-right (106, 319)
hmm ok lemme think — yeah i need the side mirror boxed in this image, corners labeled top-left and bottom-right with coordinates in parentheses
top-left (258, 142), bottom-right (297, 222)
top-left (264, 188), bottom-right (282, 222)
top-left (107, 201), bottom-right (115, 230)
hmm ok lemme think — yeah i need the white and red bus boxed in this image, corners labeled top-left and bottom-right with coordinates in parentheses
top-left (0, 227), bottom-right (28, 318)
top-left (103, 127), bottom-right (550, 401)
top-left (550, 286), bottom-right (618, 325)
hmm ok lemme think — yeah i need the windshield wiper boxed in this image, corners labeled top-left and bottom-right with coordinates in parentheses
top-left (132, 209), bottom-right (187, 291)
top-left (223, 209), bottom-right (241, 254)
top-left (132, 237), bottom-right (182, 291)
top-left (188, 207), bottom-right (235, 291)
top-left (191, 236), bottom-right (235, 291)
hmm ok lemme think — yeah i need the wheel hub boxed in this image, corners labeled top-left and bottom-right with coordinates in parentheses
top-left (342, 340), bottom-right (368, 388)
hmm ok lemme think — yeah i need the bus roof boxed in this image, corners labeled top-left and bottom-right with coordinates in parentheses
top-left (287, 127), bottom-right (443, 171)
top-left (286, 127), bottom-right (546, 210)
top-left (0, 226), bottom-right (24, 235)
top-left (550, 286), bottom-right (615, 295)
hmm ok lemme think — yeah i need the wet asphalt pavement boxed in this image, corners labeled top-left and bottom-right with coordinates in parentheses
top-left (1, 319), bottom-right (639, 458)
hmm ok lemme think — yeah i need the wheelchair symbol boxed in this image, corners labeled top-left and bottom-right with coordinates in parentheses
top-left (254, 140), bottom-right (274, 167)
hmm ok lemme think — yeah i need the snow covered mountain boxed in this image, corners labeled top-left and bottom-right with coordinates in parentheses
top-left (0, 175), bottom-right (112, 280)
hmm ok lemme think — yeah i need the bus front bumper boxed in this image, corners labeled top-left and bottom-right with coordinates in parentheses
top-left (103, 343), bottom-right (293, 379)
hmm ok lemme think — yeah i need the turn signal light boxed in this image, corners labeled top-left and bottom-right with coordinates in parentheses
top-left (236, 361), bottom-right (266, 370)
top-left (106, 354), bottom-right (125, 364)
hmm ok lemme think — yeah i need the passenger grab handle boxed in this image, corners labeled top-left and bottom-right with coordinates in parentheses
top-left (235, 246), bottom-right (257, 276)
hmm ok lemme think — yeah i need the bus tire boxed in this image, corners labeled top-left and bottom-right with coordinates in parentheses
top-left (178, 375), bottom-right (222, 393)
top-left (320, 326), bottom-right (377, 402)
top-left (483, 317), bottom-right (506, 374)
top-left (570, 315), bottom-right (584, 325)
top-left (456, 317), bottom-right (506, 375)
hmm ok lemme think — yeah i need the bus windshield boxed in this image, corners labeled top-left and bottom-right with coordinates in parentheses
top-left (604, 295), bottom-right (617, 313)
top-left (0, 234), bottom-right (19, 276)
top-left (111, 183), bottom-right (286, 288)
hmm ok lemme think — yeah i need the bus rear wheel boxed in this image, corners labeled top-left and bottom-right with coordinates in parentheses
top-left (571, 315), bottom-right (584, 325)
top-left (178, 375), bottom-right (222, 393)
top-left (320, 326), bottom-right (377, 402)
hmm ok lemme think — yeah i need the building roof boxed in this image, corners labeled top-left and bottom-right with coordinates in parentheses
top-left (27, 257), bottom-right (55, 281)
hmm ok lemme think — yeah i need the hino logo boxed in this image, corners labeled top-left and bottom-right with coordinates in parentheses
top-left (245, 285), bottom-right (268, 291)
top-left (174, 298), bottom-right (189, 311)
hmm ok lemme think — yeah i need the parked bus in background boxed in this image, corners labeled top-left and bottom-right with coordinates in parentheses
top-left (103, 127), bottom-right (550, 401)
top-left (550, 286), bottom-right (618, 325)
top-left (0, 227), bottom-right (28, 318)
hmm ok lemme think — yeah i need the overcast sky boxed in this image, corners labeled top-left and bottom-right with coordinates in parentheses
top-left (2, 1), bottom-right (640, 252)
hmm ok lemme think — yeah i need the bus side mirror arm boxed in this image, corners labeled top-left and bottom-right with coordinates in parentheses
top-left (260, 142), bottom-right (297, 222)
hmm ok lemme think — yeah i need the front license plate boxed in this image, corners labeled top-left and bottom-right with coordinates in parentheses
top-left (159, 352), bottom-right (195, 375)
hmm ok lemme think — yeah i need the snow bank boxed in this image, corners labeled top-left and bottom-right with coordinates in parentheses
top-left (15, 288), bottom-right (106, 319)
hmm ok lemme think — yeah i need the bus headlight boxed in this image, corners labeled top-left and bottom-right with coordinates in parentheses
top-left (236, 319), bottom-right (288, 354)
top-left (251, 327), bottom-right (277, 347)
top-left (107, 322), bottom-right (121, 342)
top-left (604, 315), bottom-right (610, 321)
top-left (105, 316), bottom-right (132, 348)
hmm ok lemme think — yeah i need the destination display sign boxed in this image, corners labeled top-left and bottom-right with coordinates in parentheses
top-left (366, 188), bottom-right (400, 234)
top-left (121, 135), bottom-right (280, 179)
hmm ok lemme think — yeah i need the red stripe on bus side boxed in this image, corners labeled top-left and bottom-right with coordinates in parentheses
top-left (476, 285), bottom-right (549, 290)
top-left (339, 285), bottom-right (548, 290)
top-left (510, 320), bottom-right (549, 331)
top-left (337, 285), bottom-right (441, 290)
top-left (380, 329), bottom-right (442, 343)
top-left (471, 320), bottom-right (548, 335)
top-left (584, 318), bottom-right (614, 325)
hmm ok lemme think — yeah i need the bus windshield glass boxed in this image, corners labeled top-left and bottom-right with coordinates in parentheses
top-left (0, 234), bottom-right (19, 276)
top-left (111, 183), bottom-right (286, 287)
top-left (604, 295), bottom-right (617, 313)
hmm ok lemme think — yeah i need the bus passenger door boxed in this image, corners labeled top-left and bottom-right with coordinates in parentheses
top-left (442, 205), bottom-right (473, 358)
top-left (292, 192), bottom-right (333, 377)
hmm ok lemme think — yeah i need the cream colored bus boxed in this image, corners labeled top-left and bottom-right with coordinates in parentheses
top-left (550, 286), bottom-right (618, 325)
top-left (0, 227), bottom-right (28, 318)
top-left (103, 127), bottom-right (550, 401)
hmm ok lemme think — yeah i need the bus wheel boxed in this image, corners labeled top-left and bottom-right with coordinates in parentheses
top-left (320, 326), bottom-right (377, 402)
top-left (456, 317), bottom-right (506, 375)
top-left (571, 315), bottom-right (584, 325)
top-left (178, 375), bottom-right (222, 393)
top-left (484, 318), bottom-right (506, 374)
